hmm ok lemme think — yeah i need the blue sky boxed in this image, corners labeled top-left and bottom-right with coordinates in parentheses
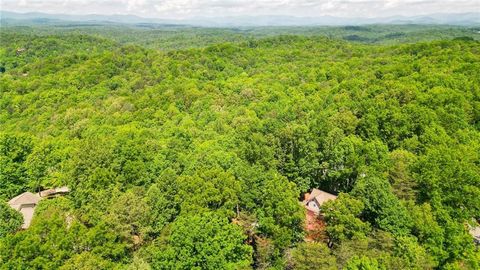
top-left (3, 0), bottom-right (479, 19)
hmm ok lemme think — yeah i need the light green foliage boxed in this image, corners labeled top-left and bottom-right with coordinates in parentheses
top-left (393, 236), bottom-right (436, 270)
top-left (176, 168), bottom-right (241, 215)
top-left (126, 255), bottom-right (152, 270)
top-left (319, 134), bottom-right (389, 192)
top-left (255, 174), bottom-right (304, 251)
top-left (0, 198), bottom-right (128, 269)
top-left (25, 139), bottom-right (71, 189)
top-left (145, 171), bottom-right (179, 236)
top-left (345, 256), bottom-right (386, 270)
top-left (59, 252), bottom-right (117, 270)
top-left (409, 203), bottom-right (447, 264)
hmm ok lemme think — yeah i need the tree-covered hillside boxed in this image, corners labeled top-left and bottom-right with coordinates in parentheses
top-left (0, 27), bottom-right (479, 269)
top-left (3, 24), bottom-right (480, 51)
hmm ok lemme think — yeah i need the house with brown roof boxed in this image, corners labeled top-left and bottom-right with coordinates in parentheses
top-left (303, 188), bottom-right (337, 215)
top-left (8, 192), bottom-right (41, 229)
top-left (302, 188), bottom-right (337, 241)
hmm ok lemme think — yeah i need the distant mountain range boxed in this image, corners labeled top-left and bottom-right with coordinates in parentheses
top-left (1, 10), bottom-right (479, 27)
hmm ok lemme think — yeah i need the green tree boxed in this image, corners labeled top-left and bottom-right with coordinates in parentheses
top-left (0, 201), bottom-right (23, 237)
top-left (345, 256), bottom-right (386, 270)
top-left (59, 252), bottom-right (117, 270)
top-left (152, 212), bottom-right (253, 269)
top-left (288, 242), bottom-right (337, 270)
top-left (414, 144), bottom-right (480, 219)
top-left (0, 133), bottom-right (33, 199)
top-left (145, 169), bottom-right (180, 237)
top-left (322, 193), bottom-right (371, 244)
top-left (388, 150), bottom-right (417, 201)
top-left (409, 203), bottom-right (446, 265)
top-left (106, 189), bottom-right (150, 245)
top-left (351, 176), bottom-right (412, 235)
top-left (393, 236), bottom-right (435, 270)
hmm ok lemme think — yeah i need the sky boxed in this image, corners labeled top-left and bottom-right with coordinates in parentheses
top-left (2, 0), bottom-right (479, 19)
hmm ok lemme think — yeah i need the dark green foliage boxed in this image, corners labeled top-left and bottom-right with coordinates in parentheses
top-left (0, 201), bottom-right (23, 237)
top-left (0, 133), bottom-right (33, 199)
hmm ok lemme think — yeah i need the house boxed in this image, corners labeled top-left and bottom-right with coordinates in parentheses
top-left (8, 186), bottom-right (71, 229)
top-left (8, 192), bottom-right (41, 229)
top-left (303, 188), bottom-right (337, 215)
top-left (302, 188), bottom-right (337, 241)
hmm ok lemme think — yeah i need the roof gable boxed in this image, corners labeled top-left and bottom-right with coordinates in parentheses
top-left (313, 192), bottom-right (337, 206)
top-left (306, 188), bottom-right (337, 206)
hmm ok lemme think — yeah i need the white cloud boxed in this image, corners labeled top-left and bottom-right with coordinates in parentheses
top-left (2, 0), bottom-right (479, 18)
top-left (126, 0), bottom-right (146, 11)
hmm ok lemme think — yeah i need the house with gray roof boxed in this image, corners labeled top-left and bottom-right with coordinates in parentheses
top-left (8, 192), bottom-right (41, 229)
top-left (7, 186), bottom-right (70, 229)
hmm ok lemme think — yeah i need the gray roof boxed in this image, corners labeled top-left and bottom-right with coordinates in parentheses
top-left (39, 186), bottom-right (70, 197)
top-left (8, 192), bottom-right (42, 229)
top-left (7, 187), bottom-right (70, 229)
top-left (8, 192), bottom-right (41, 210)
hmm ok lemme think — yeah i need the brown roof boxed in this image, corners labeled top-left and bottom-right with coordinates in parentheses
top-left (305, 188), bottom-right (337, 206)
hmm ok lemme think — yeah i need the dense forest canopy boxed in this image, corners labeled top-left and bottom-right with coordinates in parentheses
top-left (0, 24), bottom-right (479, 269)
top-left (2, 24), bottom-right (480, 50)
